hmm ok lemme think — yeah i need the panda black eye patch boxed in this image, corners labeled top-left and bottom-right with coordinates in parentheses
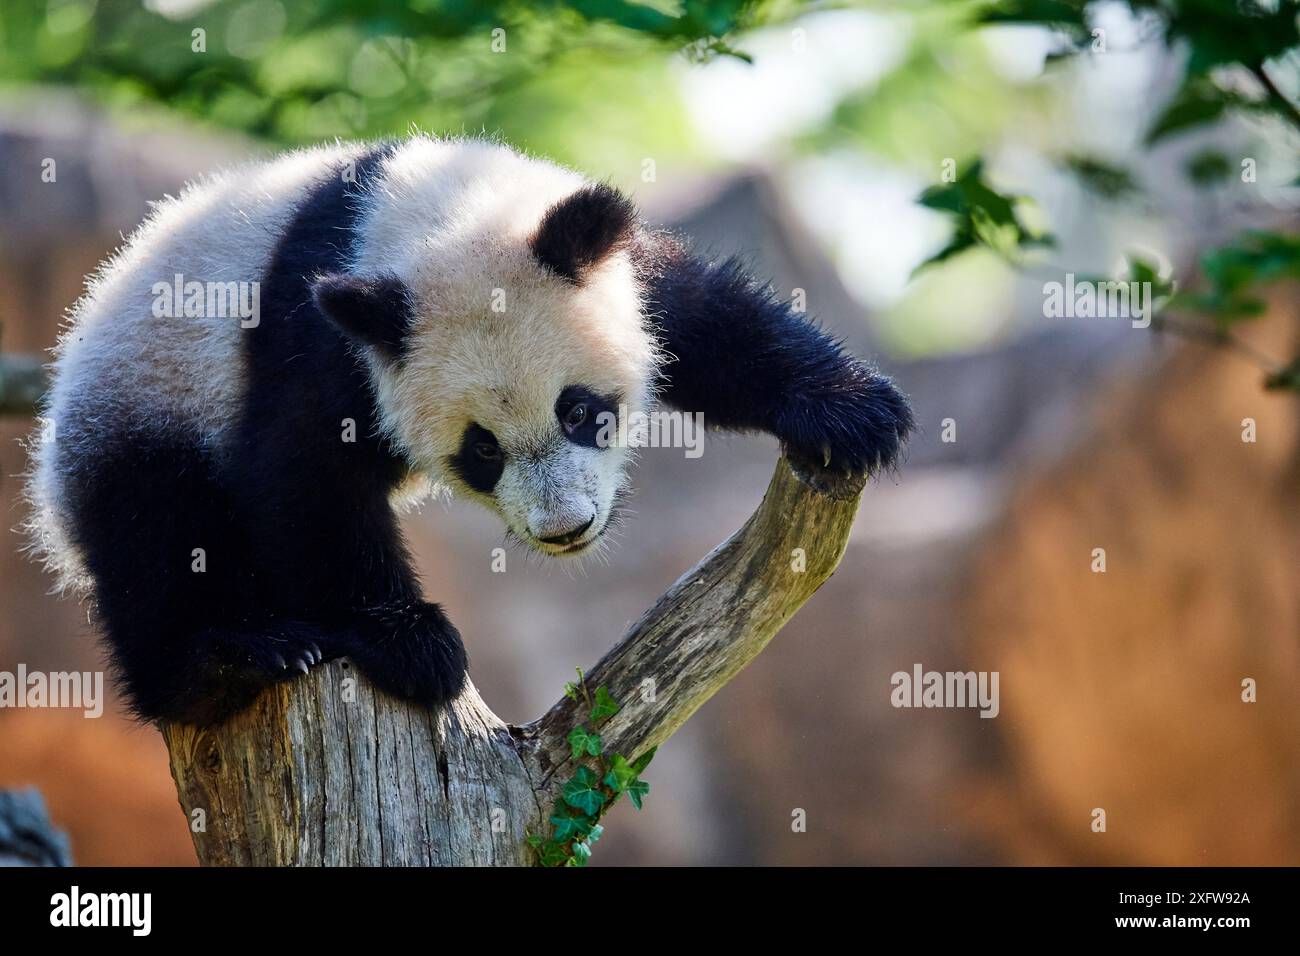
top-left (556, 386), bottom-right (619, 448)
top-left (449, 423), bottom-right (505, 493)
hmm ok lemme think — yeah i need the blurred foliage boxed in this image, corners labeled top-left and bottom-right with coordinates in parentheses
top-left (1172, 231), bottom-right (1300, 326)
top-left (916, 158), bottom-right (1053, 271)
top-left (1059, 154), bottom-right (1138, 201)
top-left (801, 8), bottom-right (1054, 171)
top-left (1183, 148), bottom-right (1231, 187)
top-left (1, 0), bottom-right (1298, 381)
top-left (921, 0), bottom-right (1300, 390)
top-left (0, 0), bottom-right (788, 160)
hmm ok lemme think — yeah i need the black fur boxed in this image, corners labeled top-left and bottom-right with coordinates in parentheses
top-left (448, 424), bottom-right (505, 494)
top-left (311, 272), bottom-right (415, 359)
top-left (632, 230), bottom-right (912, 474)
top-left (59, 145), bottom-right (467, 725)
top-left (530, 183), bottom-right (636, 282)
top-left (58, 149), bottom-right (908, 726)
top-left (556, 385), bottom-right (620, 449)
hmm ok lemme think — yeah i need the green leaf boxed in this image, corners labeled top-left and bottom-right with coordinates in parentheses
top-left (603, 754), bottom-right (638, 793)
top-left (569, 840), bottom-right (593, 866)
top-left (915, 158), bottom-right (1053, 272)
top-left (1265, 358), bottom-right (1300, 392)
top-left (562, 766), bottom-right (607, 817)
top-left (1193, 231), bottom-right (1300, 327)
top-left (1169, 3), bottom-right (1300, 77)
top-left (1060, 154), bottom-right (1138, 200)
top-left (978, 0), bottom-right (1090, 43)
top-left (567, 725), bottom-right (602, 759)
top-left (1184, 150), bottom-right (1232, 186)
top-left (1126, 256), bottom-right (1176, 302)
top-left (537, 840), bottom-right (569, 867)
top-left (563, 681), bottom-right (580, 702)
top-left (631, 747), bottom-right (657, 774)
top-left (590, 686), bottom-right (621, 721)
top-left (1146, 79), bottom-right (1239, 145)
top-left (603, 753), bottom-right (650, 809)
top-left (549, 809), bottom-right (594, 843)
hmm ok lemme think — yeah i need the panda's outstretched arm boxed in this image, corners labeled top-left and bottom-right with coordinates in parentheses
top-left (634, 232), bottom-right (912, 474)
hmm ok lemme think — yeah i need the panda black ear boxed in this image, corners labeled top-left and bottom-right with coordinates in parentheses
top-left (311, 272), bottom-right (414, 359)
top-left (530, 183), bottom-right (637, 284)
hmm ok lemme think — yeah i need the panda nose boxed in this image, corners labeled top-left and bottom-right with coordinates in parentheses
top-left (536, 515), bottom-right (595, 546)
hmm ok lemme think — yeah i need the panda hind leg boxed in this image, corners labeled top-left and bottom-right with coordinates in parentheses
top-left (117, 621), bottom-right (338, 727)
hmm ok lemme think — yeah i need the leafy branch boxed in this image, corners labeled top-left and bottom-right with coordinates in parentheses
top-left (527, 670), bottom-right (654, 867)
top-left (916, 2), bottom-right (1300, 391)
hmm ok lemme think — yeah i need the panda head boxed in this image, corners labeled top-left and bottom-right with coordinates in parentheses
top-left (313, 171), bottom-right (659, 558)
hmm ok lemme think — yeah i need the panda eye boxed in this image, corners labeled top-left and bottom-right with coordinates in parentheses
top-left (561, 403), bottom-right (587, 433)
top-left (473, 441), bottom-right (501, 462)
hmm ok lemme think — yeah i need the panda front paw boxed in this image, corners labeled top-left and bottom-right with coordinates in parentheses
top-left (775, 365), bottom-right (913, 477)
top-left (348, 601), bottom-right (469, 708)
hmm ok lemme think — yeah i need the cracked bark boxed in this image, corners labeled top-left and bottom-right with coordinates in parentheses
top-left (163, 455), bottom-right (867, 866)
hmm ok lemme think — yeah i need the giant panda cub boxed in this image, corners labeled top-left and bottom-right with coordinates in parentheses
top-left (26, 136), bottom-right (912, 726)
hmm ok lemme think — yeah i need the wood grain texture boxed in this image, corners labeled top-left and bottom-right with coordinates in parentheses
top-left (164, 455), bottom-right (866, 866)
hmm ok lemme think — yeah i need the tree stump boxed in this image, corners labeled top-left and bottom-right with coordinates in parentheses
top-left (163, 455), bottom-right (867, 865)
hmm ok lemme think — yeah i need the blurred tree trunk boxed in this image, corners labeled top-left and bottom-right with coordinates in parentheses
top-left (163, 456), bottom-right (866, 866)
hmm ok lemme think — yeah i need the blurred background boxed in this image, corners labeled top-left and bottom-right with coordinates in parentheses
top-left (0, 0), bottom-right (1297, 865)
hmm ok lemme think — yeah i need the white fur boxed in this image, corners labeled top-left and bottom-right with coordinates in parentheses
top-left (27, 135), bottom-right (661, 584)
top-left (352, 136), bottom-right (660, 552)
top-left (28, 142), bottom-right (370, 590)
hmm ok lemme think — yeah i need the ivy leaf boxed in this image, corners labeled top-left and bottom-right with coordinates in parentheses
top-left (562, 766), bottom-right (607, 817)
top-left (563, 682), bottom-right (580, 702)
top-left (631, 747), bottom-right (657, 774)
top-left (538, 841), bottom-right (569, 868)
top-left (568, 840), bottom-right (593, 867)
top-left (549, 809), bottom-right (594, 843)
top-left (587, 824), bottom-right (604, 846)
top-left (603, 754), bottom-right (638, 793)
top-left (590, 686), bottom-right (621, 722)
top-left (567, 725), bottom-right (602, 759)
top-left (604, 754), bottom-right (650, 809)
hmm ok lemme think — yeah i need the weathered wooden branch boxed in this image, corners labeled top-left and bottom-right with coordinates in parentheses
top-left (163, 456), bottom-right (866, 866)
top-left (0, 354), bottom-right (47, 416)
